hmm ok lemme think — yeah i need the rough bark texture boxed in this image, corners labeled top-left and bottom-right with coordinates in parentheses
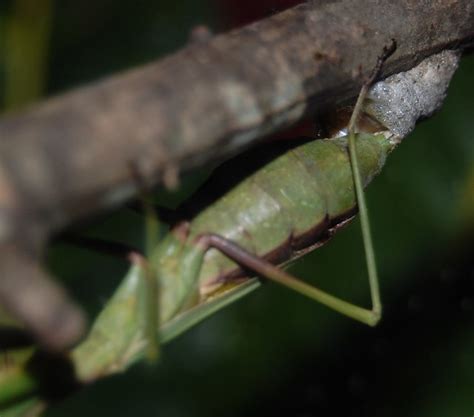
top-left (0, 0), bottom-right (473, 349)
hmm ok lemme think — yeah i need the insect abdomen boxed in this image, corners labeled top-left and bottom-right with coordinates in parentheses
top-left (191, 133), bottom-right (392, 292)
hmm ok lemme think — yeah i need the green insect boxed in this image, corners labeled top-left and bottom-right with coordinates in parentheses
top-left (0, 46), bottom-right (461, 410)
top-left (70, 46), bottom-right (462, 381)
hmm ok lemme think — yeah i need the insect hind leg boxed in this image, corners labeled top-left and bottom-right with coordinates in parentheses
top-left (344, 40), bottom-right (397, 323)
top-left (196, 234), bottom-right (380, 326)
top-left (192, 42), bottom-right (398, 327)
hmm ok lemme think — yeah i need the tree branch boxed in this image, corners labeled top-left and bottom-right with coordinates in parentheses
top-left (0, 0), bottom-right (473, 348)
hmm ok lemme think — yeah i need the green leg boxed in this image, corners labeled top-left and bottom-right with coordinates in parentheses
top-left (199, 234), bottom-right (379, 326)
top-left (141, 259), bottom-right (159, 362)
top-left (195, 42), bottom-right (397, 326)
top-left (130, 164), bottom-right (162, 362)
top-left (142, 193), bottom-right (161, 362)
top-left (344, 40), bottom-right (396, 323)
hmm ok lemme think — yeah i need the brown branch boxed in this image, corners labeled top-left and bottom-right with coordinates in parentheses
top-left (0, 0), bottom-right (473, 349)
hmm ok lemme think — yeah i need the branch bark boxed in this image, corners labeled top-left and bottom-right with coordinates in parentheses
top-left (0, 0), bottom-right (473, 349)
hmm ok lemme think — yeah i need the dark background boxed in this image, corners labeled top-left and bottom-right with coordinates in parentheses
top-left (1, 1), bottom-right (474, 416)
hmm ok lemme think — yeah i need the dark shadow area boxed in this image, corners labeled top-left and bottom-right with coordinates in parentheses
top-left (237, 235), bottom-right (474, 417)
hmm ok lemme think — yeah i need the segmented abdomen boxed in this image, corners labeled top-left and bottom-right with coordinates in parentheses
top-left (188, 133), bottom-right (392, 294)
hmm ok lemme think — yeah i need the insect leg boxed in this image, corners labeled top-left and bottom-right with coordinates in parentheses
top-left (129, 164), bottom-right (162, 362)
top-left (140, 254), bottom-right (160, 362)
top-left (345, 40), bottom-right (397, 323)
top-left (191, 43), bottom-right (397, 326)
top-left (197, 234), bottom-right (379, 325)
top-left (142, 199), bottom-right (161, 362)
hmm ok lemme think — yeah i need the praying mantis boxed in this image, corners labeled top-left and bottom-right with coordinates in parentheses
top-left (0, 46), bottom-right (461, 415)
